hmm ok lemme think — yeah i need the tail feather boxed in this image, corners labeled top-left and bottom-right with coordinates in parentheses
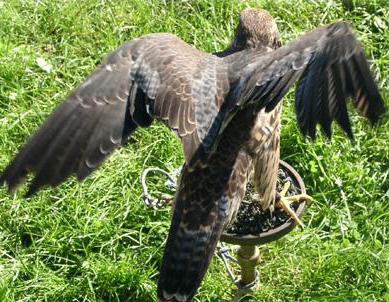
top-left (157, 167), bottom-right (230, 302)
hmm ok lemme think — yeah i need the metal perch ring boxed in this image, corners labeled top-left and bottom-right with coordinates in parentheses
top-left (140, 167), bottom-right (177, 208)
top-left (217, 242), bottom-right (259, 290)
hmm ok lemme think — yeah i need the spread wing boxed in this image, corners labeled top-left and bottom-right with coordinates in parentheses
top-left (190, 21), bottom-right (385, 166)
top-left (0, 33), bottom-right (224, 195)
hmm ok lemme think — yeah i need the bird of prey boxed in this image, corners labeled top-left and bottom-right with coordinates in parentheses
top-left (0, 8), bottom-right (385, 302)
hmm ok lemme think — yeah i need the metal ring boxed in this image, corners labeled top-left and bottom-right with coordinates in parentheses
top-left (140, 167), bottom-right (176, 208)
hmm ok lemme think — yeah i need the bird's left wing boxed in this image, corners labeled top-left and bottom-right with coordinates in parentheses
top-left (240, 21), bottom-right (384, 138)
top-left (0, 33), bottom-right (215, 196)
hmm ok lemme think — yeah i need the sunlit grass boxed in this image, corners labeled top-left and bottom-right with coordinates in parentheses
top-left (0, 0), bottom-right (388, 301)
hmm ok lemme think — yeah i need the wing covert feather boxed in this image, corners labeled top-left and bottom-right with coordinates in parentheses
top-left (188, 21), bottom-right (384, 166)
top-left (0, 33), bottom-right (220, 193)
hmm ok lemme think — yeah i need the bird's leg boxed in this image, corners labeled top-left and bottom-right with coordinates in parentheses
top-left (275, 181), bottom-right (313, 228)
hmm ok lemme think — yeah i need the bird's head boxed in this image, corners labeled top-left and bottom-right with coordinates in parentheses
top-left (232, 8), bottom-right (281, 50)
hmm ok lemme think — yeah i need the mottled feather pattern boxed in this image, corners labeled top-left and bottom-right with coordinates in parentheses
top-left (251, 104), bottom-right (282, 210)
top-left (159, 107), bottom-right (260, 302)
top-left (197, 21), bottom-right (384, 158)
top-left (0, 11), bottom-right (385, 302)
top-left (1, 50), bottom-right (133, 195)
top-left (193, 55), bottom-right (220, 146)
top-left (0, 34), bottom-right (217, 194)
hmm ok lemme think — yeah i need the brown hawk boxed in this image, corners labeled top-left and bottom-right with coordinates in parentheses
top-left (0, 8), bottom-right (384, 302)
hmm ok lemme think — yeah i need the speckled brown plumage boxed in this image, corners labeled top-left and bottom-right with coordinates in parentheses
top-left (0, 8), bottom-right (385, 302)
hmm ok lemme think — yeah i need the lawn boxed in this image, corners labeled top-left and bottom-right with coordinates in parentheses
top-left (0, 0), bottom-right (388, 301)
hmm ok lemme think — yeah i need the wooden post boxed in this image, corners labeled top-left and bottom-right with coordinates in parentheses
top-left (236, 245), bottom-right (260, 287)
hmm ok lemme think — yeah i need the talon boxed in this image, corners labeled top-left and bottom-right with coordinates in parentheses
top-left (276, 181), bottom-right (313, 228)
top-left (159, 193), bottom-right (174, 205)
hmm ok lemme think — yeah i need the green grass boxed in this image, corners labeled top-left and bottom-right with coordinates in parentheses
top-left (0, 0), bottom-right (388, 301)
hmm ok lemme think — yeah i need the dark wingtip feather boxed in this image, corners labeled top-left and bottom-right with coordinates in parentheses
top-left (307, 126), bottom-right (317, 140)
top-left (0, 172), bottom-right (6, 187)
top-left (0, 174), bottom-right (12, 195)
top-left (351, 53), bottom-right (386, 125)
top-left (345, 127), bottom-right (354, 140)
top-left (337, 110), bottom-right (354, 139)
top-left (318, 123), bottom-right (333, 140)
top-left (320, 123), bottom-right (332, 138)
top-left (0, 168), bottom-right (24, 195)
top-left (24, 178), bottom-right (41, 198)
top-left (24, 190), bottom-right (35, 198)
top-left (368, 96), bottom-right (386, 125)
